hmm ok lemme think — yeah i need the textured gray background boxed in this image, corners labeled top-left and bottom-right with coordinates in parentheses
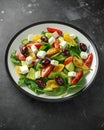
top-left (0, 0), bottom-right (104, 130)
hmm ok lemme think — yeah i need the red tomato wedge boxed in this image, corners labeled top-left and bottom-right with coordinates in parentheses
top-left (64, 56), bottom-right (74, 65)
top-left (16, 52), bottom-right (26, 61)
top-left (26, 42), bottom-right (42, 49)
top-left (84, 53), bottom-right (93, 67)
top-left (41, 64), bottom-right (54, 77)
top-left (54, 39), bottom-right (60, 49)
top-left (47, 27), bottom-right (62, 35)
top-left (71, 71), bottom-right (83, 85)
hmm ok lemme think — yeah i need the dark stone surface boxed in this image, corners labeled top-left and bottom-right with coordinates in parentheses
top-left (0, 0), bottom-right (104, 129)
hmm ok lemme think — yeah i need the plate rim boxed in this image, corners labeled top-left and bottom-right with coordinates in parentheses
top-left (5, 20), bottom-right (100, 102)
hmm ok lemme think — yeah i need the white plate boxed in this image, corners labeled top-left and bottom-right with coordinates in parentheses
top-left (5, 21), bottom-right (99, 102)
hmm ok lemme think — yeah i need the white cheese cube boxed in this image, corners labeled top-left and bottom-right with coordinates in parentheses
top-left (80, 51), bottom-right (88, 59)
top-left (31, 45), bottom-right (38, 53)
top-left (48, 36), bottom-right (55, 45)
top-left (52, 31), bottom-right (59, 38)
top-left (37, 50), bottom-right (46, 59)
top-left (68, 71), bottom-right (76, 77)
top-left (70, 34), bottom-right (76, 38)
top-left (28, 34), bottom-right (33, 41)
top-left (20, 65), bottom-right (29, 74)
top-left (60, 41), bottom-right (67, 49)
top-left (35, 71), bottom-right (41, 79)
top-left (26, 56), bottom-right (33, 65)
top-left (50, 60), bottom-right (59, 66)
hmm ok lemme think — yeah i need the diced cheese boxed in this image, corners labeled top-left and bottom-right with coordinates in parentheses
top-left (26, 56), bottom-right (33, 65)
top-left (31, 45), bottom-right (38, 53)
top-left (48, 36), bottom-right (55, 45)
top-left (50, 60), bottom-right (59, 66)
top-left (35, 71), bottom-right (41, 79)
top-left (20, 65), bottom-right (29, 74)
top-left (60, 41), bottom-right (67, 49)
top-left (52, 31), bottom-right (59, 38)
top-left (28, 34), bottom-right (33, 41)
top-left (80, 51), bottom-right (88, 59)
top-left (37, 50), bottom-right (46, 59)
top-left (70, 34), bottom-right (76, 38)
top-left (68, 71), bottom-right (76, 77)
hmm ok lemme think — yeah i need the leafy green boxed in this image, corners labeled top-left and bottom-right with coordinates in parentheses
top-left (66, 76), bottom-right (85, 93)
top-left (51, 52), bottom-right (66, 62)
top-left (74, 36), bottom-right (79, 43)
top-left (45, 86), bottom-right (65, 96)
top-left (18, 75), bottom-right (26, 86)
top-left (67, 45), bottom-right (81, 58)
top-left (39, 45), bottom-right (49, 51)
top-left (25, 79), bottom-right (38, 91)
top-left (10, 50), bottom-right (21, 65)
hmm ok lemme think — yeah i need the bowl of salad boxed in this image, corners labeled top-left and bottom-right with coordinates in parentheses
top-left (5, 21), bottom-right (99, 102)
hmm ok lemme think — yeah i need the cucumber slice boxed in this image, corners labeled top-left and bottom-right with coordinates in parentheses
top-left (26, 68), bottom-right (36, 80)
top-left (65, 62), bottom-right (75, 71)
top-left (45, 32), bottom-right (52, 38)
top-left (22, 39), bottom-right (28, 44)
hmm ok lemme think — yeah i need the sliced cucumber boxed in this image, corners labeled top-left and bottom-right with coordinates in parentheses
top-left (65, 62), bottom-right (75, 71)
top-left (45, 32), bottom-right (52, 38)
top-left (21, 61), bottom-right (26, 66)
top-left (22, 39), bottom-right (28, 44)
top-left (58, 36), bottom-right (64, 42)
top-left (26, 68), bottom-right (36, 80)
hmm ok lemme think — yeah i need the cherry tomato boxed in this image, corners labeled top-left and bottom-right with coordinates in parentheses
top-left (26, 42), bottom-right (42, 49)
top-left (47, 27), bottom-right (62, 35)
top-left (16, 51), bottom-right (26, 61)
top-left (71, 71), bottom-right (83, 85)
top-left (54, 39), bottom-right (60, 49)
top-left (41, 64), bottom-right (54, 77)
top-left (84, 53), bottom-right (93, 67)
top-left (64, 56), bottom-right (74, 65)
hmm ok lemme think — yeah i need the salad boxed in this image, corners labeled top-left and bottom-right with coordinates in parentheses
top-left (10, 27), bottom-right (93, 96)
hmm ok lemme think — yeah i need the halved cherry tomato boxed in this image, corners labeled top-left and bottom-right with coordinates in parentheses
top-left (64, 56), bottom-right (74, 65)
top-left (41, 64), bottom-right (54, 77)
top-left (16, 52), bottom-right (26, 61)
top-left (26, 42), bottom-right (42, 49)
top-left (54, 39), bottom-right (60, 49)
top-left (84, 53), bottom-right (93, 67)
top-left (71, 70), bottom-right (83, 85)
top-left (47, 27), bottom-right (62, 35)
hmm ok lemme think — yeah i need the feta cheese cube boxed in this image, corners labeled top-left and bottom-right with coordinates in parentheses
top-left (68, 71), bottom-right (76, 77)
top-left (20, 65), bottom-right (29, 74)
top-left (52, 31), bottom-right (59, 38)
top-left (50, 60), bottom-right (59, 66)
top-left (70, 34), bottom-right (76, 38)
top-left (80, 51), bottom-right (88, 59)
top-left (31, 45), bottom-right (38, 53)
top-left (60, 41), bottom-right (67, 49)
top-left (37, 50), bottom-right (46, 59)
top-left (26, 56), bottom-right (33, 65)
top-left (35, 71), bottom-right (41, 79)
top-left (28, 34), bottom-right (33, 41)
top-left (48, 36), bottom-right (55, 45)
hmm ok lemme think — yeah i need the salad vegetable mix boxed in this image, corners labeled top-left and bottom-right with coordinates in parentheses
top-left (10, 27), bottom-right (93, 96)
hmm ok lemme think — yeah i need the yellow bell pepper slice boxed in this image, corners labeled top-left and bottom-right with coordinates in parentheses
top-left (45, 80), bottom-right (59, 89)
top-left (73, 57), bottom-right (89, 71)
top-left (15, 65), bottom-right (22, 74)
top-left (53, 64), bottom-right (64, 72)
top-left (63, 32), bottom-right (77, 46)
top-left (33, 34), bottom-right (42, 42)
